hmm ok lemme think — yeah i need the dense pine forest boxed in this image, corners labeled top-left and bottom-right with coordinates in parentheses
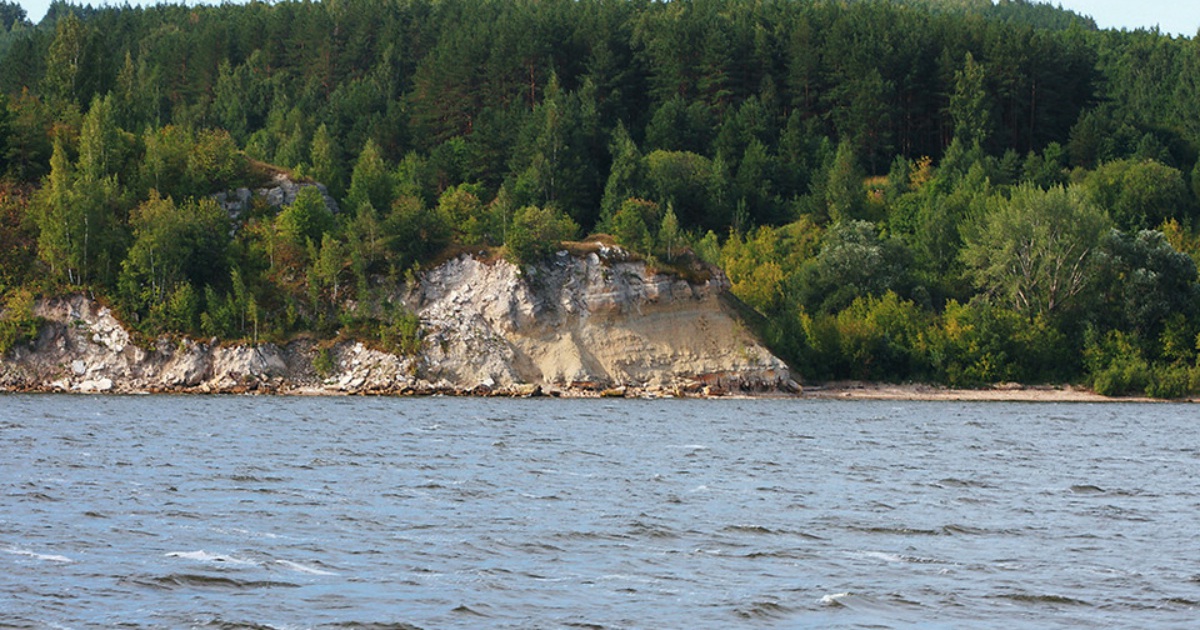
top-left (2, 0), bottom-right (1200, 395)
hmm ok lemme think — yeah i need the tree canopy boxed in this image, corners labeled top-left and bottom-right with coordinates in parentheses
top-left (2, 0), bottom-right (1200, 396)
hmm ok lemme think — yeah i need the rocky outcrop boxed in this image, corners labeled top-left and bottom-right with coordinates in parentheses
top-left (0, 250), bottom-right (797, 396)
top-left (415, 251), bottom-right (792, 393)
top-left (213, 172), bottom-right (340, 220)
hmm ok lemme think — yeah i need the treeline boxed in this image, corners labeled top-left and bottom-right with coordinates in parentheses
top-left (3, 0), bottom-right (1200, 395)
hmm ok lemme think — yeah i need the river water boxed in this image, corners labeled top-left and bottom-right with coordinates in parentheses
top-left (2, 395), bottom-right (1198, 629)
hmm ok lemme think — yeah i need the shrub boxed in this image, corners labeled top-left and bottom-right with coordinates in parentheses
top-left (379, 310), bottom-right (422, 356)
top-left (0, 288), bottom-right (42, 355)
top-left (1083, 329), bottom-right (1151, 396)
top-left (506, 205), bottom-right (578, 265)
top-left (312, 347), bottom-right (337, 378)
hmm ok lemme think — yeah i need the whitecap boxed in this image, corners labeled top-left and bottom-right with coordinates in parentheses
top-left (820, 592), bottom-right (851, 605)
top-left (165, 550), bottom-right (258, 566)
top-left (859, 550), bottom-right (904, 563)
top-left (3, 546), bottom-right (73, 563)
top-left (274, 559), bottom-right (338, 576)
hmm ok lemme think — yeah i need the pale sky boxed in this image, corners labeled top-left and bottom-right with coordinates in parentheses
top-left (12, 0), bottom-right (1200, 37)
top-left (1051, 0), bottom-right (1200, 37)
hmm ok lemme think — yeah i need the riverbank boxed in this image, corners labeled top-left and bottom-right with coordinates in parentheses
top-left (2, 377), bottom-right (1183, 402)
top-left (800, 381), bottom-right (1171, 403)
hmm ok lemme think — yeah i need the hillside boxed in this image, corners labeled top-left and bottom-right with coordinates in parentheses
top-left (3, 0), bottom-right (1200, 397)
top-left (0, 251), bottom-right (793, 396)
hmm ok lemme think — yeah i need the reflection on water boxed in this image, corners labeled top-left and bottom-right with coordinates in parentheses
top-left (2, 395), bottom-right (1198, 628)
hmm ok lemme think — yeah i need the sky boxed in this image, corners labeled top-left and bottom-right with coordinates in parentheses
top-left (11, 0), bottom-right (1200, 37)
top-left (1052, 0), bottom-right (1200, 37)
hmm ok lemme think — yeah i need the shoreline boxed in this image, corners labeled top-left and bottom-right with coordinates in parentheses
top-left (0, 380), bottom-right (1189, 402)
top-left (798, 381), bottom-right (1176, 403)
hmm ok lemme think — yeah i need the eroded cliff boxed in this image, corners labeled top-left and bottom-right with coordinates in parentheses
top-left (0, 249), bottom-right (795, 396)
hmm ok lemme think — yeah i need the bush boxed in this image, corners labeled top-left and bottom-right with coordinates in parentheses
top-left (379, 309), bottom-right (422, 356)
top-left (0, 288), bottom-right (42, 355)
top-left (312, 347), bottom-right (337, 378)
top-left (610, 198), bottom-right (657, 254)
top-left (928, 298), bottom-right (1071, 387)
top-left (1145, 365), bottom-right (1192, 399)
top-left (1083, 329), bottom-right (1151, 396)
top-left (506, 205), bottom-right (578, 265)
top-left (832, 292), bottom-right (931, 381)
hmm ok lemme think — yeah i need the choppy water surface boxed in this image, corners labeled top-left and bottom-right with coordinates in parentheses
top-left (2, 396), bottom-right (1199, 628)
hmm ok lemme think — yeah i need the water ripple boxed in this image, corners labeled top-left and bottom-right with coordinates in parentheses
top-left (2, 396), bottom-right (1197, 628)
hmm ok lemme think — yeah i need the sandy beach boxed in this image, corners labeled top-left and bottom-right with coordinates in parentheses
top-left (798, 381), bottom-right (1180, 403)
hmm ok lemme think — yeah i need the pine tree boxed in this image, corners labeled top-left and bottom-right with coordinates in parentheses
top-left (310, 123), bottom-right (344, 199)
top-left (34, 137), bottom-right (81, 283)
top-left (825, 141), bottom-right (866, 224)
top-left (42, 12), bottom-right (87, 107)
top-left (599, 123), bottom-right (643, 228)
top-left (345, 139), bottom-right (391, 216)
top-left (950, 52), bottom-right (993, 148)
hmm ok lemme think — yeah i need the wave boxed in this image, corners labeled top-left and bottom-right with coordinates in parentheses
top-left (938, 477), bottom-right (995, 489)
top-left (165, 550), bottom-right (258, 566)
top-left (449, 604), bottom-right (490, 617)
top-left (324, 619), bottom-right (427, 624)
top-left (820, 592), bottom-right (852, 606)
top-left (941, 523), bottom-right (992, 536)
top-left (733, 600), bottom-right (793, 620)
top-left (856, 525), bottom-right (944, 536)
top-left (995, 592), bottom-right (1092, 606)
top-left (274, 559), bottom-right (338, 576)
top-left (2, 546), bottom-right (73, 563)
top-left (818, 591), bottom-right (921, 614)
top-left (131, 573), bottom-right (301, 590)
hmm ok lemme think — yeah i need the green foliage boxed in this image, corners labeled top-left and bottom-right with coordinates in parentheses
top-left (379, 309), bottom-right (422, 356)
top-left (384, 194), bottom-right (451, 270)
top-left (600, 123), bottom-right (644, 228)
top-left (312, 346), bottom-right (337, 378)
top-left (1082, 159), bottom-right (1191, 231)
top-left (308, 124), bottom-right (344, 200)
top-left (825, 141), bottom-right (867, 224)
top-left (42, 12), bottom-right (89, 107)
top-left (506, 205), bottom-right (578, 266)
top-left (199, 268), bottom-right (259, 341)
top-left (657, 204), bottom-right (683, 261)
top-left (119, 193), bottom-right (230, 331)
top-left (645, 149), bottom-right (728, 232)
top-left (962, 184), bottom-right (1109, 318)
top-left (0, 182), bottom-right (37, 289)
top-left (801, 220), bottom-right (910, 315)
top-left (950, 52), bottom-right (993, 147)
top-left (309, 232), bottom-right (346, 307)
top-left (0, 287), bottom-right (41, 355)
top-left (1093, 229), bottom-right (1200, 337)
top-left (1083, 329), bottom-right (1153, 397)
top-left (152, 281), bottom-right (200, 335)
top-left (437, 184), bottom-right (498, 246)
top-left (803, 292), bottom-right (932, 381)
top-left (3, 0), bottom-right (1200, 394)
top-left (276, 186), bottom-right (335, 249)
top-left (610, 198), bottom-right (658, 254)
top-left (189, 129), bottom-right (244, 193)
top-left (722, 218), bottom-right (822, 315)
top-left (928, 298), bottom-right (1071, 387)
top-left (345, 139), bottom-right (391, 216)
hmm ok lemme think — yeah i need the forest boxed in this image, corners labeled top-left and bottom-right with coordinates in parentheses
top-left (2, 0), bottom-right (1200, 396)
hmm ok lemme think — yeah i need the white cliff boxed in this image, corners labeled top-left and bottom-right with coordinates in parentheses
top-left (0, 250), bottom-right (795, 396)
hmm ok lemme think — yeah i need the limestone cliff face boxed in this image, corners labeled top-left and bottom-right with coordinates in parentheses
top-left (0, 251), bottom-right (794, 396)
top-left (415, 252), bottom-right (791, 392)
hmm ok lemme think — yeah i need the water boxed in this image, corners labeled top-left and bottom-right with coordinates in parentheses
top-left (2, 395), bottom-right (1198, 629)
